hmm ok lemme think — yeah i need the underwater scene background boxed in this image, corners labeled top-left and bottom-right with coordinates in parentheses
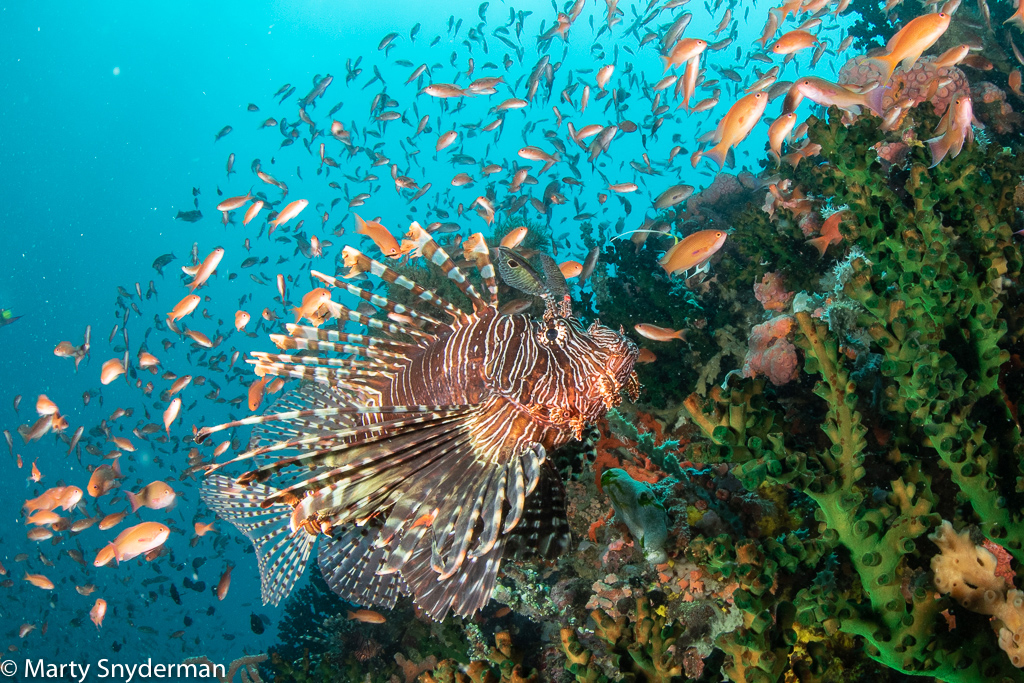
top-left (6, 0), bottom-right (1024, 681)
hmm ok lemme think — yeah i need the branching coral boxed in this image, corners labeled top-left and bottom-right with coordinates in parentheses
top-left (560, 596), bottom-right (685, 683)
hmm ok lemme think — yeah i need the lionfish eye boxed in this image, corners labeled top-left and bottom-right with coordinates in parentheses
top-left (508, 259), bottom-right (520, 268)
top-left (545, 328), bottom-right (559, 341)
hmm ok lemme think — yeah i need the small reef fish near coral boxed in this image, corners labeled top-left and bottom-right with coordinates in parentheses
top-left (11, 0), bottom-right (1024, 681)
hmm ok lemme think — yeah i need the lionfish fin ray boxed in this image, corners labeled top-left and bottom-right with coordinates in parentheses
top-left (318, 518), bottom-right (406, 610)
top-left (342, 247), bottom-right (466, 322)
top-left (310, 269), bottom-right (450, 331)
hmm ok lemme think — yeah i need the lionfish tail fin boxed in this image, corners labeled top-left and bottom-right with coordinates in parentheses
top-left (200, 475), bottom-right (314, 606)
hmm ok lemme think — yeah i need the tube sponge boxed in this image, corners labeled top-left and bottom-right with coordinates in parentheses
top-left (601, 468), bottom-right (669, 564)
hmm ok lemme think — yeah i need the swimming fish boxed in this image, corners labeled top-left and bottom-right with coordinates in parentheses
top-left (659, 230), bottom-right (729, 276)
top-left (870, 12), bottom-right (951, 83)
top-left (94, 522), bottom-right (171, 566)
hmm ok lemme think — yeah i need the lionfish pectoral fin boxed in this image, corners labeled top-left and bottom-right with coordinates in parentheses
top-left (317, 519), bottom-right (406, 611)
top-left (200, 475), bottom-right (314, 607)
top-left (381, 442), bottom-right (552, 619)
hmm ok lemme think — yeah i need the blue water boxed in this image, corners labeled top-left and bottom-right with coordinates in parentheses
top-left (0, 0), bottom-right (852, 676)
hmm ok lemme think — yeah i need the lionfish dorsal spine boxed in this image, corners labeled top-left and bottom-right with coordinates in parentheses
top-left (343, 247), bottom-right (466, 323)
top-left (464, 232), bottom-right (499, 306)
top-left (311, 269), bottom-right (449, 330)
top-left (404, 222), bottom-right (491, 315)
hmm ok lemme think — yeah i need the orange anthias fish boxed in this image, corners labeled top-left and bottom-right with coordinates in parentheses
top-left (168, 294), bottom-right (201, 322)
top-left (347, 609), bottom-right (386, 624)
top-left (292, 288), bottom-right (332, 326)
top-left (24, 485), bottom-right (83, 513)
top-left (871, 12), bottom-right (951, 83)
top-left (559, 260), bottom-right (584, 278)
top-left (662, 38), bottom-right (707, 71)
top-left (90, 598), bottom-right (107, 629)
top-left (87, 459), bottom-right (124, 498)
top-left (100, 358), bottom-right (126, 385)
top-left (183, 247), bottom-right (225, 293)
top-left (235, 310), bottom-right (251, 331)
top-left (194, 521), bottom-right (217, 537)
top-left (768, 29), bottom-right (819, 55)
top-left (126, 481), bottom-right (176, 512)
top-left (500, 226), bottom-right (529, 249)
top-left (270, 199), bottom-right (309, 228)
top-left (99, 510), bottom-right (128, 531)
top-left (793, 77), bottom-right (884, 117)
top-left (163, 397), bottom-right (181, 434)
top-left (659, 230), bottom-right (729, 275)
top-left (808, 209), bottom-right (850, 256)
top-left (94, 522), bottom-right (170, 566)
top-left (695, 92), bottom-right (768, 169)
top-left (248, 376), bottom-right (270, 411)
top-left (216, 564), bottom-right (233, 600)
top-left (23, 572), bottom-right (54, 590)
top-left (216, 192), bottom-right (252, 212)
top-left (927, 95), bottom-right (975, 167)
top-left (768, 112), bottom-right (798, 161)
top-left (354, 214), bottom-right (401, 257)
top-left (634, 324), bottom-right (687, 342)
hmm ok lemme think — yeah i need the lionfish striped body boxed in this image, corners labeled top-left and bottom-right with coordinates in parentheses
top-left (197, 224), bottom-right (638, 620)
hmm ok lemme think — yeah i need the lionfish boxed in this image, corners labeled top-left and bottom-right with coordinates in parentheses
top-left (196, 223), bottom-right (639, 620)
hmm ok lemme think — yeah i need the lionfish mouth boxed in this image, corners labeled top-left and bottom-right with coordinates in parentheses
top-left (195, 225), bottom-right (639, 620)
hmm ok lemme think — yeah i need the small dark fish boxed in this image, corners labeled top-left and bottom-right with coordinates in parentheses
top-left (152, 253), bottom-right (176, 276)
top-left (183, 577), bottom-right (206, 593)
top-left (240, 257), bottom-right (259, 268)
top-left (169, 583), bottom-right (182, 605)
top-left (247, 103), bottom-right (259, 112)
top-left (214, 125), bottom-right (233, 142)
top-left (250, 613), bottom-right (265, 634)
top-left (175, 210), bottom-right (203, 223)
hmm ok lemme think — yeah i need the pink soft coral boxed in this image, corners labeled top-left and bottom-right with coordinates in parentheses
top-left (742, 316), bottom-right (799, 386)
top-left (753, 272), bottom-right (794, 312)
